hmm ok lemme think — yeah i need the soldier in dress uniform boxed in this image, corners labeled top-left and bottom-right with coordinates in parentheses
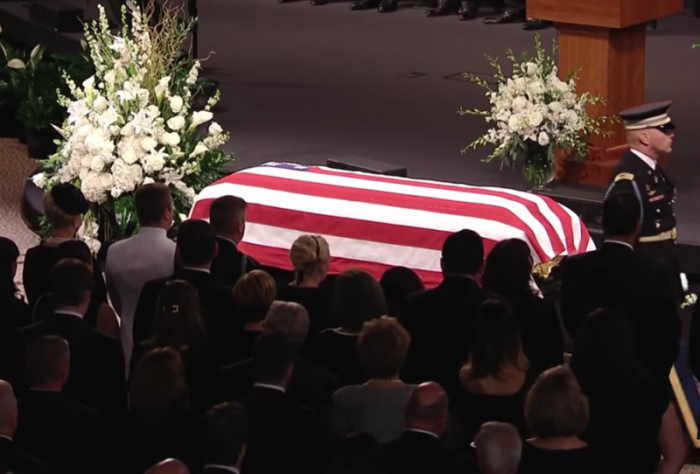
top-left (608, 100), bottom-right (684, 302)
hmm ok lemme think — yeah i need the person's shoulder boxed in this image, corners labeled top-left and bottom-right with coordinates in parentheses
top-left (331, 384), bottom-right (361, 403)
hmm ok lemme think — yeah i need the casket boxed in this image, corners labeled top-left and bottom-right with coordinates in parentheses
top-left (190, 162), bottom-right (595, 287)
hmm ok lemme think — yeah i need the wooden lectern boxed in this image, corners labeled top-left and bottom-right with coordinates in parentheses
top-left (527, 0), bottom-right (684, 187)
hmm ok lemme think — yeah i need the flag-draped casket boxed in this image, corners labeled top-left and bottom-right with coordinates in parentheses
top-left (190, 162), bottom-right (595, 287)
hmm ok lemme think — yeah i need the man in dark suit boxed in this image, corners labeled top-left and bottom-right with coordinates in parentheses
top-left (209, 195), bottom-right (258, 288)
top-left (383, 382), bottom-right (475, 474)
top-left (560, 191), bottom-right (680, 386)
top-left (200, 402), bottom-right (248, 474)
top-left (221, 301), bottom-right (339, 411)
top-left (4, 259), bottom-right (127, 414)
top-left (398, 229), bottom-right (486, 389)
top-left (132, 219), bottom-right (239, 365)
top-left (242, 332), bottom-right (330, 474)
top-left (14, 336), bottom-right (106, 474)
top-left (0, 380), bottom-right (48, 474)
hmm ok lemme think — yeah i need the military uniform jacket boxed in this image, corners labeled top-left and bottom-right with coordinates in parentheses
top-left (611, 150), bottom-right (676, 238)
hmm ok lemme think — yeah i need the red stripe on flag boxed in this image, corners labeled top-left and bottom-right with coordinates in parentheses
top-left (239, 242), bottom-right (445, 288)
top-left (217, 172), bottom-right (554, 261)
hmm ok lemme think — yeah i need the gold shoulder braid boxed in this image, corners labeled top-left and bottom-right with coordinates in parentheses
top-left (614, 172), bottom-right (635, 182)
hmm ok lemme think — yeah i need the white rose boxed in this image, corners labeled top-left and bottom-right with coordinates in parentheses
top-left (524, 62), bottom-right (538, 75)
top-left (31, 172), bottom-right (46, 188)
top-left (537, 132), bottom-right (550, 146)
top-left (144, 152), bottom-right (166, 173)
top-left (566, 110), bottom-right (579, 124)
top-left (190, 142), bottom-right (209, 158)
top-left (161, 132), bottom-right (181, 147)
top-left (548, 101), bottom-right (563, 113)
top-left (208, 122), bottom-right (223, 136)
top-left (508, 115), bottom-right (521, 132)
top-left (169, 96), bottom-right (183, 113)
top-left (167, 116), bottom-right (186, 131)
top-left (93, 95), bottom-right (108, 112)
top-left (527, 111), bottom-right (544, 127)
top-left (190, 111), bottom-right (213, 129)
top-left (121, 123), bottom-right (135, 137)
top-left (141, 136), bottom-right (158, 151)
top-left (512, 96), bottom-right (528, 111)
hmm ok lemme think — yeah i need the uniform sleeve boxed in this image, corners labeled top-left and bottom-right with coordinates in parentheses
top-left (606, 172), bottom-right (644, 222)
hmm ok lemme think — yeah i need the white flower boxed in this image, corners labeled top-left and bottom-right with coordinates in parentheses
top-left (143, 149), bottom-right (167, 173)
top-left (111, 159), bottom-right (144, 196)
top-left (155, 76), bottom-right (171, 99)
top-left (160, 132), bottom-right (181, 147)
top-left (190, 111), bottom-right (213, 129)
top-left (527, 110), bottom-right (544, 127)
top-left (7, 59), bottom-right (26, 69)
top-left (121, 123), bottom-right (135, 137)
top-left (167, 116), bottom-right (186, 131)
top-left (77, 220), bottom-right (102, 254)
top-left (511, 96), bottom-right (529, 111)
top-left (169, 95), bottom-right (183, 113)
top-left (93, 95), bottom-right (108, 112)
top-left (31, 172), bottom-right (46, 188)
top-left (141, 136), bottom-right (158, 151)
top-left (82, 76), bottom-right (95, 93)
top-left (97, 107), bottom-right (120, 128)
top-left (523, 62), bottom-right (537, 75)
top-left (143, 177), bottom-right (155, 185)
top-left (81, 172), bottom-right (113, 203)
top-left (537, 132), bottom-right (550, 146)
top-left (104, 70), bottom-right (116, 86)
top-left (190, 142), bottom-right (208, 158)
top-left (208, 122), bottom-right (223, 136)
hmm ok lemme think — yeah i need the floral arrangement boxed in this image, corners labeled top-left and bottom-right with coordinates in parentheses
top-left (460, 34), bottom-right (614, 190)
top-left (33, 2), bottom-right (232, 251)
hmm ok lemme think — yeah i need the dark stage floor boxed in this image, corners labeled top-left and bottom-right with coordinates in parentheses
top-left (192, 0), bottom-right (700, 243)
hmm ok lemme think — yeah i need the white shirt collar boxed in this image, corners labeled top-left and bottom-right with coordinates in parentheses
top-left (604, 239), bottom-right (634, 250)
top-left (181, 266), bottom-right (210, 274)
top-left (630, 148), bottom-right (657, 169)
top-left (204, 464), bottom-right (239, 474)
top-left (216, 236), bottom-right (237, 246)
top-left (54, 310), bottom-right (83, 319)
top-left (0, 434), bottom-right (12, 442)
top-left (406, 429), bottom-right (439, 439)
top-left (253, 383), bottom-right (285, 393)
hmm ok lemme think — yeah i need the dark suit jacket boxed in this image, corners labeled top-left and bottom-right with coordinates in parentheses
top-left (220, 355), bottom-right (339, 411)
top-left (15, 390), bottom-right (106, 474)
top-left (560, 242), bottom-right (680, 383)
top-left (242, 386), bottom-right (330, 474)
top-left (398, 276), bottom-right (486, 389)
top-left (0, 436), bottom-right (49, 474)
top-left (1, 312), bottom-right (127, 414)
top-left (202, 468), bottom-right (238, 474)
top-left (132, 268), bottom-right (240, 366)
top-left (211, 237), bottom-right (258, 288)
top-left (382, 431), bottom-right (475, 474)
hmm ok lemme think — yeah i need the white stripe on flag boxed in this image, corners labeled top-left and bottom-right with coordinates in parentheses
top-left (240, 166), bottom-right (557, 257)
top-left (193, 182), bottom-right (547, 260)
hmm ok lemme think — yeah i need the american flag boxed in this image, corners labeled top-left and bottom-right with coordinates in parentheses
top-left (189, 162), bottom-right (594, 287)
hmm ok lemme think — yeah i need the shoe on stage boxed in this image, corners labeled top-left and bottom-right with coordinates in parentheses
top-left (350, 0), bottom-right (378, 9)
top-left (426, 0), bottom-right (457, 17)
top-left (483, 10), bottom-right (525, 24)
top-left (311, 0), bottom-right (328, 5)
top-left (378, 0), bottom-right (398, 12)
top-left (522, 18), bottom-right (552, 30)
top-left (457, 5), bottom-right (477, 20)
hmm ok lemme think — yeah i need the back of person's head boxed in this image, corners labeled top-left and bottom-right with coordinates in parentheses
top-left (135, 183), bottom-right (173, 227)
top-left (331, 269), bottom-right (387, 331)
top-left (263, 301), bottom-right (310, 349)
top-left (144, 459), bottom-right (190, 474)
top-left (462, 298), bottom-right (527, 380)
top-left (43, 183), bottom-right (88, 230)
top-left (130, 347), bottom-right (190, 422)
top-left (176, 219), bottom-right (217, 266)
top-left (200, 402), bottom-right (248, 467)
top-left (0, 380), bottom-right (17, 434)
top-left (0, 237), bottom-right (20, 301)
top-left (252, 331), bottom-right (294, 385)
top-left (379, 266), bottom-right (424, 316)
top-left (570, 308), bottom-right (645, 387)
top-left (482, 239), bottom-right (534, 301)
top-left (209, 195), bottom-right (247, 235)
top-left (475, 422), bottom-right (522, 474)
top-left (525, 365), bottom-right (589, 439)
top-left (154, 280), bottom-right (205, 348)
top-left (289, 234), bottom-right (331, 283)
top-left (233, 270), bottom-right (277, 324)
top-left (50, 259), bottom-right (94, 307)
top-left (357, 316), bottom-right (410, 378)
top-left (55, 239), bottom-right (92, 267)
top-left (441, 229), bottom-right (484, 276)
top-left (405, 382), bottom-right (448, 432)
top-left (602, 191), bottom-right (641, 237)
top-left (26, 336), bottom-right (70, 388)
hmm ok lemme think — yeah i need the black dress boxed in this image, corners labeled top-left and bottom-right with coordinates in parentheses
top-left (0, 296), bottom-right (32, 335)
top-left (276, 283), bottom-right (333, 337)
top-left (512, 295), bottom-right (564, 374)
top-left (303, 329), bottom-right (365, 386)
top-left (519, 443), bottom-right (615, 474)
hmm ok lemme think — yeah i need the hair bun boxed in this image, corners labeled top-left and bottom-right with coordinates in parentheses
top-left (50, 183), bottom-right (89, 216)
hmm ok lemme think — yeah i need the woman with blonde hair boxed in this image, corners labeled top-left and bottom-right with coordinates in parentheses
top-left (232, 269), bottom-right (277, 362)
top-left (277, 234), bottom-right (333, 336)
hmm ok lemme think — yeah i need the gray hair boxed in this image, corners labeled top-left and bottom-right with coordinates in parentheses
top-left (475, 422), bottom-right (522, 474)
top-left (0, 380), bottom-right (17, 428)
top-left (264, 301), bottom-right (310, 348)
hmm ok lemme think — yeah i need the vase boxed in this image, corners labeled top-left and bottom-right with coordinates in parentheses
top-left (522, 146), bottom-right (555, 193)
top-left (24, 127), bottom-right (58, 160)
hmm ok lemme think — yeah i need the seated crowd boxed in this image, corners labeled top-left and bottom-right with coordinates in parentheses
top-left (0, 181), bottom-right (689, 474)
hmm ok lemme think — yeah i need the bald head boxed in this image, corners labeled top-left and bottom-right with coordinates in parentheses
top-left (405, 382), bottom-right (448, 434)
top-left (145, 459), bottom-right (190, 474)
top-left (0, 380), bottom-right (17, 434)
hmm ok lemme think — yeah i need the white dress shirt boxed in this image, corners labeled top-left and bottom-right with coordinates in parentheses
top-left (405, 428), bottom-right (439, 439)
top-left (105, 226), bottom-right (176, 370)
top-left (604, 239), bottom-right (634, 250)
top-left (253, 383), bottom-right (285, 393)
top-left (630, 148), bottom-right (656, 169)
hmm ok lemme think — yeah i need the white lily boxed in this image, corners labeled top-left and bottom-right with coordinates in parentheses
top-left (190, 142), bottom-right (208, 157)
top-left (50, 123), bottom-right (66, 138)
top-left (30, 44), bottom-right (41, 60)
top-left (190, 110), bottom-right (213, 129)
top-left (7, 58), bottom-right (26, 69)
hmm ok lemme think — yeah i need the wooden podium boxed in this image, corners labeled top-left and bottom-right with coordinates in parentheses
top-left (527, 0), bottom-right (684, 187)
